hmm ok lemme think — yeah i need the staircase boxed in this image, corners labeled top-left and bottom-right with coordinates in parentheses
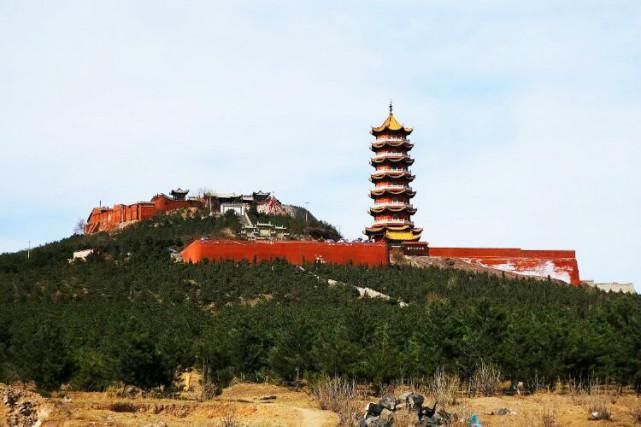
top-left (240, 212), bottom-right (253, 227)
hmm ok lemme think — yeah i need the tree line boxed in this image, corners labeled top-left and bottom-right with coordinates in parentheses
top-left (0, 213), bottom-right (640, 393)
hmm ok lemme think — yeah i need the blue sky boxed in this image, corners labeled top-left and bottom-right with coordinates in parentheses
top-left (1, 1), bottom-right (640, 290)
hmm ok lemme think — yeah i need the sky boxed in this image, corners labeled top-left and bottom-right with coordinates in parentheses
top-left (1, 1), bottom-right (640, 290)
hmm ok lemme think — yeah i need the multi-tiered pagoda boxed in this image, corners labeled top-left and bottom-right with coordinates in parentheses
top-left (365, 104), bottom-right (422, 244)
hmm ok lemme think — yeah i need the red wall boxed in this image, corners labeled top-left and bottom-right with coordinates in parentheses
top-left (85, 194), bottom-right (202, 234)
top-left (180, 241), bottom-right (578, 284)
top-left (151, 195), bottom-right (198, 212)
top-left (429, 247), bottom-right (580, 285)
top-left (181, 240), bottom-right (389, 267)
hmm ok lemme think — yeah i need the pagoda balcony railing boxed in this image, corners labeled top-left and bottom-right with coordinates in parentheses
top-left (373, 184), bottom-right (413, 191)
top-left (372, 152), bottom-right (409, 159)
top-left (371, 202), bottom-right (414, 209)
top-left (374, 137), bottom-right (410, 143)
top-left (371, 219), bottom-right (414, 226)
top-left (372, 168), bottom-right (410, 174)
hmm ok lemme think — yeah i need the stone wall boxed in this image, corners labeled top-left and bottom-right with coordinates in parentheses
top-left (583, 281), bottom-right (636, 294)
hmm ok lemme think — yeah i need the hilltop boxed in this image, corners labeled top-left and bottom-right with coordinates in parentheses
top-left (82, 189), bottom-right (341, 242)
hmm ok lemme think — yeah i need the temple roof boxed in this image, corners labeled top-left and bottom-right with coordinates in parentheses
top-left (371, 104), bottom-right (413, 135)
top-left (385, 230), bottom-right (421, 241)
top-left (170, 188), bottom-right (189, 200)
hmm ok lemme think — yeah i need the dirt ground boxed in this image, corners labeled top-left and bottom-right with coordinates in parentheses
top-left (440, 393), bottom-right (641, 426)
top-left (2, 382), bottom-right (641, 426)
top-left (1, 382), bottom-right (338, 427)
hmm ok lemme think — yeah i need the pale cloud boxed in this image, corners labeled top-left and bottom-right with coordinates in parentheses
top-left (1, 1), bottom-right (639, 289)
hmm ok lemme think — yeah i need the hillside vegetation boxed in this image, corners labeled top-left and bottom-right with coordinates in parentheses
top-left (0, 213), bottom-right (640, 395)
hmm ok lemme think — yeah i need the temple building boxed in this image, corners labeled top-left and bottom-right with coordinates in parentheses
top-left (240, 221), bottom-right (290, 240)
top-left (170, 188), bottom-right (189, 200)
top-left (365, 104), bottom-right (423, 244)
top-left (202, 191), bottom-right (284, 216)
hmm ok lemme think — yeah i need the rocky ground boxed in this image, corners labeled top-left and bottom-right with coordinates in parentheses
top-left (398, 255), bottom-right (569, 285)
top-left (359, 392), bottom-right (641, 426)
top-left (2, 382), bottom-right (641, 426)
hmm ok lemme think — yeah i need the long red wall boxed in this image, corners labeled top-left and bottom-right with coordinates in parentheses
top-left (429, 247), bottom-right (580, 285)
top-left (180, 241), bottom-right (579, 285)
top-left (181, 240), bottom-right (389, 267)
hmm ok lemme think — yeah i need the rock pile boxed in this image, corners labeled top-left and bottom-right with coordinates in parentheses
top-left (2, 385), bottom-right (42, 427)
top-left (357, 391), bottom-right (451, 427)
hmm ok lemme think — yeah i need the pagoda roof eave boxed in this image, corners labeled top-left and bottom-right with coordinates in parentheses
top-left (365, 224), bottom-right (413, 232)
top-left (370, 128), bottom-right (413, 136)
top-left (370, 173), bottom-right (415, 182)
top-left (371, 141), bottom-right (414, 150)
top-left (370, 206), bottom-right (417, 214)
top-left (370, 158), bottom-right (414, 166)
top-left (371, 111), bottom-right (413, 135)
top-left (370, 193), bottom-right (415, 199)
top-left (370, 188), bottom-right (415, 196)
top-left (371, 116), bottom-right (412, 134)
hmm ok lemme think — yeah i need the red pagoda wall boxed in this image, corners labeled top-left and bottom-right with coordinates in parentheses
top-left (428, 247), bottom-right (580, 285)
top-left (181, 240), bottom-right (389, 267)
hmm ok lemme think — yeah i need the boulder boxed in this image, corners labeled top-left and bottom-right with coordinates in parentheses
top-left (358, 415), bottom-right (394, 427)
top-left (405, 392), bottom-right (425, 411)
top-left (379, 408), bottom-right (395, 424)
top-left (378, 395), bottom-right (397, 411)
top-left (364, 402), bottom-right (385, 418)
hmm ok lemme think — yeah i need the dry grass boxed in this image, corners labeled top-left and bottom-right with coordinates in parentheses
top-left (218, 401), bottom-right (240, 427)
top-left (631, 406), bottom-right (641, 424)
top-left (108, 402), bottom-right (138, 413)
top-left (566, 377), bottom-right (592, 401)
top-left (587, 393), bottom-right (613, 421)
top-left (566, 378), bottom-right (616, 421)
top-left (8, 379), bottom-right (641, 427)
top-left (467, 361), bottom-right (502, 397)
top-left (310, 376), bottom-right (363, 426)
top-left (541, 407), bottom-right (559, 427)
top-left (390, 410), bottom-right (417, 427)
top-left (444, 399), bottom-right (473, 427)
top-left (428, 368), bottom-right (461, 407)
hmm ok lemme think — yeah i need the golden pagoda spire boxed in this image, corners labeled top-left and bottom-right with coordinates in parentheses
top-left (371, 102), bottom-right (413, 135)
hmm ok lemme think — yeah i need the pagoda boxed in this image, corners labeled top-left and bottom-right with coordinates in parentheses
top-left (365, 104), bottom-right (422, 243)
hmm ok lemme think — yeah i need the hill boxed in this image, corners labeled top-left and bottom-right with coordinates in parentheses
top-left (1, 212), bottom-right (641, 396)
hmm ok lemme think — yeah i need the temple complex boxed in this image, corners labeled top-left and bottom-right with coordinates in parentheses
top-left (82, 104), bottom-right (589, 287)
top-left (84, 189), bottom-right (304, 237)
top-left (365, 104), bottom-right (422, 244)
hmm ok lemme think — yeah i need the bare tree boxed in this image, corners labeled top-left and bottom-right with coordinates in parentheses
top-left (197, 187), bottom-right (214, 197)
top-left (73, 218), bottom-right (86, 235)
